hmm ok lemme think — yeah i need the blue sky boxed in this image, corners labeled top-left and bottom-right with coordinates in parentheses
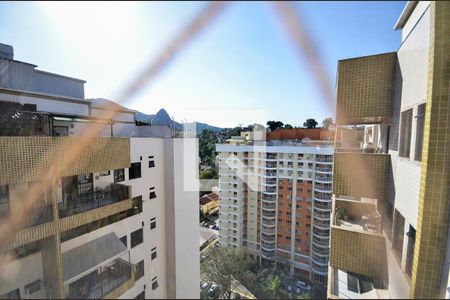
top-left (0, 1), bottom-right (406, 128)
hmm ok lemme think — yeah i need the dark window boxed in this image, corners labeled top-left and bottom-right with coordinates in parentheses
top-left (399, 109), bottom-right (413, 158)
top-left (99, 170), bottom-right (110, 177)
top-left (149, 160), bottom-right (155, 168)
top-left (150, 191), bottom-right (157, 199)
top-left (135, 291), bottom-right (145, 299)
top-left (151, 247), bottom-right (157, 260)
top-left (152, 277), bottom-right (159, 290)
top-left (120, 235), bottom-right (127, 247)
top-left (114, 169), bottom-right (125, 182)
top-left (131, 228), bottom-right (143, 248)
top-left (12, 241), bottom-right (40, 259)
top-left (24, 279), bottom-right (41, 295)
top-left (415, 104), bottom-right (426, 161)
top-left (132, 196), bottom-right (143, 213)
top-left (150, 218), bottom-right (156, 230)
top-left (0, 185), bottom-right (10, 217)
top-left (129, 162), bottom-right (142, 180)
top-left (135, 260), bottom-right (144, 281)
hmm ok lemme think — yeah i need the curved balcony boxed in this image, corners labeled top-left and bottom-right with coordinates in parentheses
top-left (313, 220), bottom-right (331, 230)
top-left (312, 245), bottom-right (329, 257)
top-left (315, 175), bottom-right (333, 183)
top-left (311, 261), bottom-right (328, 275)
top-left (314, 184), bottom-right (332, 193)
top-left (261, 233), bottom-right (276, 243)
top-left (261, 242), bottom-right (276, 251)
top-left (315, 166), bottom-right (333, 174)
top-left (316, 156), bottom-right (333, 163)
top-left (313, 209), bottom-right (331, 220)
top-left (312, 237), bottom-right (329, 248)
top-left (312, 254), bottom-right (328, 266)
top-left (261, 226), bottom-right (276, 235)
top-left (262, 195), bottom-right (277, 203)
top-left (262, 218), bottom-right (276, 227)
top-left (313, 204), bottom-right (331, 212)
top-left (262, 211), bottom-right (277, 218)
top-left (262, 204), bottom-right (276, 211)
top-left (312, 227), bottom-right (330, 238)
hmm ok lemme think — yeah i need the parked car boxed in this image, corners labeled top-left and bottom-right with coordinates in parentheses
top-left (209, 283), bottom-right (219, 296)
top-left (201, 281), bottom-right (209, 290)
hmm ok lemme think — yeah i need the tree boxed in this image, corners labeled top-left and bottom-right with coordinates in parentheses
top-left (303, 118), bottom-right (318, 129)
top-left (252, 269), bottom-right (288, 299)
top-left (199, 129), bottom-right (219, 167)
top-left (201, 247), bottom-right (256, 298)
top-left (284, 124), bottom-right (293, 129)
top-left (321, 117), bottom-right (334, 129)
top-left (267, 120), bottom-right (284, 131)
top-left (200, 168), bottom-right (218, 179)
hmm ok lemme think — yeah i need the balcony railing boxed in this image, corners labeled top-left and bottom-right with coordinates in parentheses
top-left (66, 259), bottom-right (133, 299)
top-left (316, 156), bottom-right (333, 163)
top-left (314, 184), bottom-right (332, 191)
top-left (59, 184), bottom-right (130, 218)
top-left (315, 166), bottom-right (333, 173)
top-left (14, 204), bottom-right (53, 229)
top-left (314, 192), bottom-right (332, 200)
top-left (315, 175), bottom-right (332, 182)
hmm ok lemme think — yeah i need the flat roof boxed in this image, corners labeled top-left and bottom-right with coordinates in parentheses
top-left (35, 69), bottom-right (86, 83)
top-left (393, 1), bottom-right (419, 30)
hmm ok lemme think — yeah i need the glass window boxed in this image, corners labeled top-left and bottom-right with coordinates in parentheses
top-left (120, 235), bottom-right (127, 247)
top-left (24, 279), bottom-right (41, 295)
top-left (151, 247), bottom-right (157, 260)
top-left (399, 109), bottom-right (413, 158)
top-left (150, 218), bottom-right (156, 230)
top-left (135, 260), bottom-right (144, 281)
top-left (114, 169), bottom-right (125, 182)
top-left (131, 228), bottom-right (143, 248)
top-left (150, 191), bottom-right (157, 199)
top-left (135, 291), bottom-right (145, 299)
top-left (129, 162), bottom-right (142, 179)
top-left (152, 277), bottom-right (159, 290)
top-left (415, 104), bottom-right (426, 161)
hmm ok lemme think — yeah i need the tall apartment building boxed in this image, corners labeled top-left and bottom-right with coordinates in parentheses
top-left (216, 128), bottom-right (334, 287)
top-left (328, 1), bottom-right (450, 299)
top-left (0, 44), bottom-right (199, 299)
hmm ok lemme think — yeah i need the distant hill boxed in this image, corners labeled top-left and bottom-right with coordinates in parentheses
top-left (135, 108), bottom-right (223, 133)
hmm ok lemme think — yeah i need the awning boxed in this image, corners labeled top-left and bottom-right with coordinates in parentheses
top-left (62, 232), bottom-right (128, 284)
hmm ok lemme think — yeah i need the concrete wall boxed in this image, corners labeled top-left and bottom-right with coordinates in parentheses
top-left (164, 138), bottom-right (200, 299)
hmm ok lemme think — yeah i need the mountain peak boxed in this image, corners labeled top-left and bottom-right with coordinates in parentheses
top-left (156, 108), bottom-right (170, 118)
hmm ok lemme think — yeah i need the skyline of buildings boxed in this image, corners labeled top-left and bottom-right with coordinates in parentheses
top-left (1, 1), bottom-right (450, 299)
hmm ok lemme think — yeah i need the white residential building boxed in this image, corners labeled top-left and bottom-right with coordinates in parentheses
top-left (0, 44), bottom-right (199, 299)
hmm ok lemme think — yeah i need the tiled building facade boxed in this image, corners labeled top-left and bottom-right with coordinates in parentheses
top-left (328, 1), bottom-right (450, 299)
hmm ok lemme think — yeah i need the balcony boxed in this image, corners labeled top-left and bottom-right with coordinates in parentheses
top-left (316, 156), bottom-right (333, 163)
top-left (313, 209), bottom-right (331, 220)
top-left (333, 152), bottom-right (390, 203)
top-left (336, 52), bottom-right (396, 125)
top-left (314, 202), bottom-right (331, 210)
top-left (59, 184), bottom-right (130, 218)
top-left (315, 166), bottom-right (333, 173)
top-left (314, 183), bottom-right (332, 193)
top-left (314, 192), bottom-right (332, 201)
top-left (62, 233), bottom-right (134, 299)
top-left (330, 198), bottom-right (387, 285)
top-left (0, 136), bottom-right (130, 186)
top-left (14, 204), bottom-right (53, 229)
top-left (315, 175), bottom-right (332, 183)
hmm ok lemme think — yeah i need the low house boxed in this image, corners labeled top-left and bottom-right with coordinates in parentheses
top-left (200, 192), bottom-right (219, 215)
